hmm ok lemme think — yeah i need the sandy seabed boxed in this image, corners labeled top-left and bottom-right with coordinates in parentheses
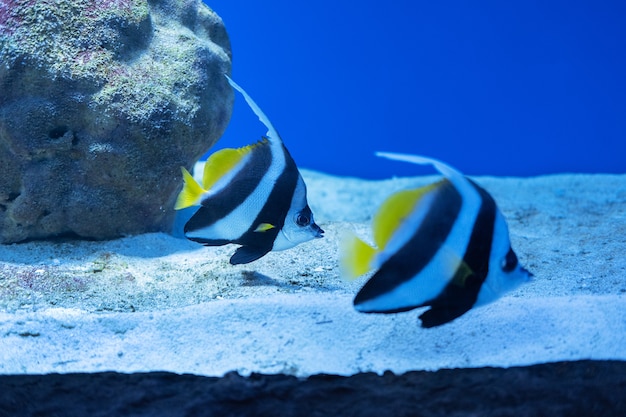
top-left (0, 170), bottom-right (625, 415)
top-left (1, 169), bottom-right (625, 377)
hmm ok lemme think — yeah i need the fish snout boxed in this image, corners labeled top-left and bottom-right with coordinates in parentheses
top-left (312, 223), bottom-right (324, 238)
top-left (522, 267), bottom-right (534, 281)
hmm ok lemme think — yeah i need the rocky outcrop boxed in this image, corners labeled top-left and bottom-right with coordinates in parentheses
top-left (0, 0), bottom-right (232, 242)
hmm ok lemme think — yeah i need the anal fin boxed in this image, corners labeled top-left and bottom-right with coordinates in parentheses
top-left (418, 305), bottom-right (471, 328)
top-left (230, 245), bottom-right (272, 265)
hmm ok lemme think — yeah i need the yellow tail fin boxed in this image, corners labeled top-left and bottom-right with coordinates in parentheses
top-left (340, 232), bottom-right (378, 280)
top-left (175, 167), bottom-right (207, 210)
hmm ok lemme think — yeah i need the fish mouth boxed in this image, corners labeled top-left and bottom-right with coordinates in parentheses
top-left (312, 223), bottom-right (324, 238)
top-left (522, 267), bottom-right (534, 280)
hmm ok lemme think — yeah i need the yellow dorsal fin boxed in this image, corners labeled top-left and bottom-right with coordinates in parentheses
top-left (175, 167), bottom-right (207, 210)
top-left (340, 232), bottom-right (378, 280)
top-left (372, 183), bottom-right (439, 250)
top-left (202, 139), bottom-right (269, 191)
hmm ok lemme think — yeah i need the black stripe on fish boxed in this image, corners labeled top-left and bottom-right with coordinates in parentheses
top-left (183, 140), bottom-right (273, 239)
top-left (353, 180), bottom-right (463, 307)
top-left (418, 180), bottom-right (497, 327)
top-left (227, 145), bottom-right (301, 264)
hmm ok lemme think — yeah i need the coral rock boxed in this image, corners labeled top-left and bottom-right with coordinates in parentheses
top-left (0, 0), bottom-right (233, 242)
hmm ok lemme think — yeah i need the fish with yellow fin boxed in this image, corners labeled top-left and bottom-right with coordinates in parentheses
top-left (341, 152), bottom-right (532, 328)
top-left (175, 75), bottom-right (323, 265)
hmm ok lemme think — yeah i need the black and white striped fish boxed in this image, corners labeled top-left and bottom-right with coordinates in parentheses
top-left (175, 76), bottom-right (323, 265)
top-left (341, 152), bottom-right (531, 328)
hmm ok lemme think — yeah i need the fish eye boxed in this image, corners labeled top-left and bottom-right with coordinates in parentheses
top-left (295, 212), bottom-right (310, 227)
top-left (501, 247), bottom-right (518, 272)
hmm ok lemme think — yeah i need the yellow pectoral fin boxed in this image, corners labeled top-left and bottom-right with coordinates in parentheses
top-left (372, 183), bottom-right (439, 250)
top-left (175, 167), bottom-right (206, 210)
top-left (438, 245), bottom-right (474, 287)
top-left (340, 233), bottom-right (378, 280)
top-left (254, 223), bottom-right (275, 232)
top-left (452, 260), bottom-right (475, 288)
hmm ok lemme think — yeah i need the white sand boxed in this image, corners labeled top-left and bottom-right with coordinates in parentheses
top-left (1, 170), bottom-right (625, 376)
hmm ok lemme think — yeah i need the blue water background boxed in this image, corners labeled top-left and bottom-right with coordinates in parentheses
top-left (207, 1), bottom-right (625, 179)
